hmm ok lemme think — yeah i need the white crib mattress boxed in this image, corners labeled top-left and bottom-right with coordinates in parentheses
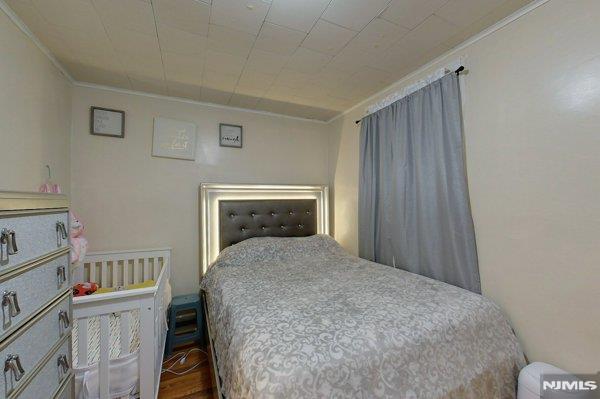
top-left (72, 309), bottom-right (141, 368)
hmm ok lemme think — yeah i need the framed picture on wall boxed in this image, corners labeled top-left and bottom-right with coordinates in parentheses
top-left (219, 123), bottom-right (243, 148)
top-left (152, 117), bottom-right (197, 161)
top-left (90, 106), bottom-right (125, 138)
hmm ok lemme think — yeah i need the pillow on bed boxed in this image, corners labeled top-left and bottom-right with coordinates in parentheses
top-left (213, 234), bottom-right (344, 267)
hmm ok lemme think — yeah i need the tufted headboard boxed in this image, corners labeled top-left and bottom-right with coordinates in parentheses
top-left (219, 199), bottom-right (317, 250)
top-left (200, 184), bottom-right (329, 274)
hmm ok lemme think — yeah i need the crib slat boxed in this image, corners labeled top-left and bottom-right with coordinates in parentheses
top-left (77, 318), bottom-right (89, 366)
top-left (90, 262), bottom-right (96, 283)
top-left (153, 257), bottom-right (159, 280)
top-left (99, 315), bottom-right (110, 399)
top-left (134, 259), bottom-right (140, 284)
top-left (123, 259), bottom-right (129, 286)
top-left (112, 260), bottom-right (119, 287)
top-left (143, 259), bottom-right (150, 282)
top-left (120, 311), bottom-right (131, 355)
top-left (101, 261), bottom-right (108, 288)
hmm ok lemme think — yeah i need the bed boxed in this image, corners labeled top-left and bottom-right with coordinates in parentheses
top-left (199, 184), bottom-right (525, 399)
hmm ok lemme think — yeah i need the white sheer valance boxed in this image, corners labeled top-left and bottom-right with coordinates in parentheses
top-left (365, 59), bottom-right (463, 116)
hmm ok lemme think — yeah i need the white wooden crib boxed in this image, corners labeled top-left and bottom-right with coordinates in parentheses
top-left (72, 248), bottom-right (172, 399)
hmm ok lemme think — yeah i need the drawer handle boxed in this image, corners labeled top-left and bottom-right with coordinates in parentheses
top-left (57, 265), bottom-right (67, 287)
top-left (0, 229), bottom-right (18, 261)
top-left (4, 354), bottom-right (25, 382)
top-left (56, 222), bottom-right (68, 246)
top-left (2, 291), bottom-right (20, 317)
top-left (57, 354), bottom-right (70, 374)
top-left (58, 310), bottom-right (70, 329)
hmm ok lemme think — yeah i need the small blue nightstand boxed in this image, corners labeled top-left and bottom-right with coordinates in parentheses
top-left (165, 293), bottom-right (204, 356)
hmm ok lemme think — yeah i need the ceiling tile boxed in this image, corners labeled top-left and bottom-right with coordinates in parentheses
top-left (245, 49), bottom-right (290, 75)
top-left (104, 24), bottom-right (160, 58)
top-left (321, 0), bottom-right (390, 32)
top-left (129, 74), bottom-right (168, 95)
top-left (210, 0), bottom-right (270, 36)
top-left (200, 87), bottom-right (232, 105)
top-left (254, 22), bottom-right (306, 55)
top-left (383, 14), bottom-right (458, 65)
top-left (236, 69), bottom-right (275, 96)
top-left (313, 66), bottom-right (354, 90)
top-left (32, 0), bottom-right (105, 32)
top-left (302, 19), bottom-right (356, 56)
top-left (380, 0), bottom-right (448, 30)
top-left (207, 24), bottom-right (256, 57)
top-left (435, 0), bottom-right (505, 28)
top-left (266, 0), bottom-right (330, 33)
top-left (204, 50), bottom-right (247, 76)
top-left (167, 80), bottom-right (202, 100)
top-left (238, 69), bottom-right (276, 89)
top-left (91, 0), bottom-right (156, 35)
top-left (202, 70), bottom-right (239, 92)
top-left (328, 45), bottom-right (371, 74)
top-left (118, 50), bottom-right (164, 80)
top-left (154, 0), bottom-right (209, 36)
top-left (263, 84), bottom-right (298, 103)
top-left (61, 60), bottom-right (131, 88)
top-left (229, 93), bottom-right (261, 109)
top-left (163, 51), bottom-right (204, 85)
top-left (285, 47), bottom-right (332, 74)
top-left (274, 69), bottom-right (314, 89)
top-left (345, 17), bottom-right (409, 56)
top-left (158, 24), bottom-right (207, 55)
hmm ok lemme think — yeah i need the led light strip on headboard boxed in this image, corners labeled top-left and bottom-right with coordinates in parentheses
top-left (199, 183), bottom-right (329, 275)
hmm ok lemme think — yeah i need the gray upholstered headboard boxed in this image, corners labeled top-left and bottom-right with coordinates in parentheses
top-left (200, 183), bottom-right (329, 274)
top-left (218, 199), bottom-right (317, 250)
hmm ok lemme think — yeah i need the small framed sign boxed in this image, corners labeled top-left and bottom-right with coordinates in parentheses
top-left (152, 117), bottom-right (197, 161)
top-left (219, 123), bottom-right (243, 148)
top-left (90, 106), bottom-right (125, 138)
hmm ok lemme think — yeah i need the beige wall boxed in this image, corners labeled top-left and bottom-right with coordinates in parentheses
top-left (0, 9), bottom-right (71, 193)
top-left (70, 86), bottom-right (330, 295)
top-left (328, 0), bottom-right (600, 372)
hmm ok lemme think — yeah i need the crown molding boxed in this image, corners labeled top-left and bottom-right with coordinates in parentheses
top-left (0, 0), bottom-right (75, 83)
top-left (326, 0), bottom-right (551, 124)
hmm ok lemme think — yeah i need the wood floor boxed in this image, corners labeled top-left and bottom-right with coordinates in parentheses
top-left (158, 344), bottom-right (216, 399)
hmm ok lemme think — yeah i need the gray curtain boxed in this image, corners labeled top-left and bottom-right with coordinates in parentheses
top-left (359, 73), bottom-right (481, 293)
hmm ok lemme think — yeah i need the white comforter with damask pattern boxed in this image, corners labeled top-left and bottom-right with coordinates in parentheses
top-left (201, 235), bottom-right (525, 399)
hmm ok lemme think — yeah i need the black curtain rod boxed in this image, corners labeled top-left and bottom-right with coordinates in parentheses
top-left (355, 66), bottom-right (465, 124)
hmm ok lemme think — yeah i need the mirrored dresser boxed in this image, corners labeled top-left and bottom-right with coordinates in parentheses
top-left (0, 192), bottom-right (73, 399)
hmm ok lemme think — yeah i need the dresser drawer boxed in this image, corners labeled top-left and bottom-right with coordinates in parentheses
top-left (54, 374), bottom-right (74, 399)
top-left (1, 294), bottom-right (71, 397)
top-left (0, 211), bottom-right (69, 271)
top-left (13, 337), bottom-right (71, 399)
top-left (0, 253), bottom-right (70, 338)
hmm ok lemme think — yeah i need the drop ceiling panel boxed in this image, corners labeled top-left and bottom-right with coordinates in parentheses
top-left (163, 51), bottom-right (204, 85)
top-left (301, 19), bottom-right (356, 56)
top-left (31, 0), bottom-right (104, 32)
top-left (266, 0), bottom-right (330, 33)
top-left (8, 0), bottom-right (535, 120)
top-left (245, 49), bottom-right (290, 75)
top-left (158, 24), bottom-right (207, 55)
top-left (381, 0), bottom-right (448, 30)
top-left (435, 0), bottom-right (505, 28)
top-left (285, 47), bottom-right (332, 74)
top-left (153, 0), bottom-right (210, 36)
top-left (345, 17), bottom-right (409, 56)
top-left (210, 0), bottom-right (270, 36)
top-left (254, 22), bottom-right (306, 55)
top-left (91, 0), bottom-right (156, 35)
top-left (321, 0), bottom-right (391, 32)
top-left (207, 24), bottom-right (256, 57)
